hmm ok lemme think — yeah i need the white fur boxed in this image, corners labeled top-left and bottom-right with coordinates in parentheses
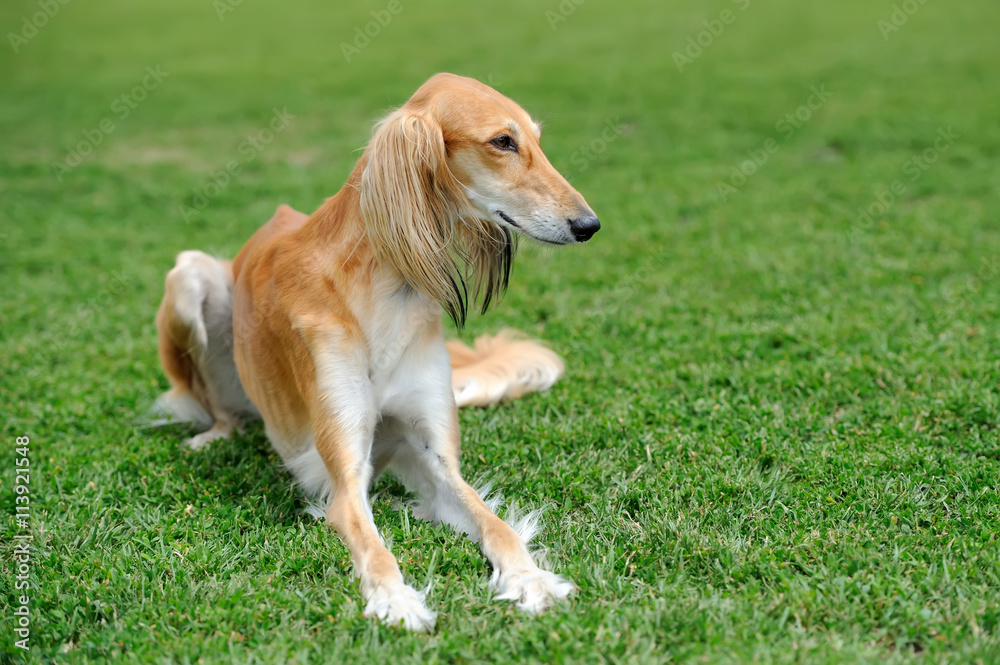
top-left (390, 443), bottom-right (482, 538)
top-left (311, 330), bottom-right (378, 447)
top-left (449, 331), bottom-right (565, 407)
top-left (154, 74), bottom-right (592, 632)
top-left (185, 426), bottom-right (231, 451)
top-left (150, 251), bottom-right (258, 447)
top-left (156, 256), bottom-right (562, 536)
top-left (470, 482), bottom-right (543, 544)
top-left (171, 251), bottom-right (211, 347)
top-left (491, 568), bottom-right (575, 613)
top-left (158, 242), bottom-right (573, 630)
top-left (171, 252), bottom-right (253, 417)
top-left (283, 440), bottom-right (332, 518)
top-left (456, 158), bottom-right (577, 246)
top-left (150, 389), bottom-right (213, 430)
top-left (299, 288), bottom-right (572, 620)
top-left (149, 388), bottom-right (231, 450)
top-left (452, 361), bottom-right (562, 407)
top-left (463, 485), bottom-right (573, 612)
top-left (362, 582), bottom-right (436, 631)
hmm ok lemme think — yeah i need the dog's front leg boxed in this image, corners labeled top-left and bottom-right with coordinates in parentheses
top-left (306, 330), bottom-right (436, 631)
top-left (324, 457), bottom-right (435, 631)
top-left (388, 350), bottom-right (574, 614)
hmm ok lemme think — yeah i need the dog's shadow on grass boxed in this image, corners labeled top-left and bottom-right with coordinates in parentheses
top-left (154, 421), bottom-right (421, 529)
top-left (165, 421), bottom-right (307, 526)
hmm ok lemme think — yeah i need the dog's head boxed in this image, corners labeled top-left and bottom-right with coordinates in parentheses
top-left (361, 73), bottom-right (599, 324)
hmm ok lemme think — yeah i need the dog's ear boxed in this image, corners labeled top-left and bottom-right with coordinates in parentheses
top-left (360, 110), bottom-right (471, 323)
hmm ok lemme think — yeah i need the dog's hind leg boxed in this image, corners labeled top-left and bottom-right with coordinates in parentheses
top-left (155, 250), bottom-right (257, 449)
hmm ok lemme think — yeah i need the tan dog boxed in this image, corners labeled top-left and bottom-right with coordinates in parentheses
top-left (154, 73), bottom-right (599, 630)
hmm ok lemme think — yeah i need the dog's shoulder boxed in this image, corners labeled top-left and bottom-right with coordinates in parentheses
top-left (233, 204), bottom-right (310, 281)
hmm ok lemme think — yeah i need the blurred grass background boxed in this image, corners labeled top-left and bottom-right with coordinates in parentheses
top-left (2, 0), bottom-right (999, 662)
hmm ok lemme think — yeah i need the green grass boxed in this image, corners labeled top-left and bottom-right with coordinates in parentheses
top-left (2, 0), bottom-right (1000, 662)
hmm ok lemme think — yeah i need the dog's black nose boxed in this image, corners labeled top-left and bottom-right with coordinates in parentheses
top-left (569, 216), bottom-right (601, 242)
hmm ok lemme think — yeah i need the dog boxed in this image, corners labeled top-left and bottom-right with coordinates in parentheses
top-left (153, 73), bottom-right (600, 630)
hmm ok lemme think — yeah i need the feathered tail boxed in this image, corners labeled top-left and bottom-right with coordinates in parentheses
top-left (447, 330), bottom-right (565, 407)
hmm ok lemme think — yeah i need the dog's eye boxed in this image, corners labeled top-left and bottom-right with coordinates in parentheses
top-left (490, 135), bottom-right (517, 152)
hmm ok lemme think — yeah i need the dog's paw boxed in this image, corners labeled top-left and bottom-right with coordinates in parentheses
top-left (492, 568), bottom-right (575, 614)
top-left (184, 428), bottom-right (229, 451)
top-left (363, 583), bottom-right (436, 631)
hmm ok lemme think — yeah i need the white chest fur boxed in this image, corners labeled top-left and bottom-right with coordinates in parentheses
top-left (362, 289), bottom-right (453, 421)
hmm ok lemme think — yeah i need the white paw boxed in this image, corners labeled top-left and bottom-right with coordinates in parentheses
top-left (492, 568), bottom-right (575, 614)
top-left (363, 583), bottom-right (436, 631)
top-left (184, 428), bottom-right (229, 450)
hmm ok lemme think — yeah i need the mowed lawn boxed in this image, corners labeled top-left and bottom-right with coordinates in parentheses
top-left (2, 0), bottom-right (1000, 662)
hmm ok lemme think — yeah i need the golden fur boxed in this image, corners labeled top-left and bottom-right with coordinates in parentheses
top-left (153, 73), bottom-right (599, 630)
top-left (361, 108), bottom-right (514, 324)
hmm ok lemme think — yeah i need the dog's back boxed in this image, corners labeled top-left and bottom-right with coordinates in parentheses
top-left (232, 204), bottom-right (310, 282)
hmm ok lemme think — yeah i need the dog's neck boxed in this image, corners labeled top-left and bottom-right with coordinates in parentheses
top-left (303, 162), bottom-right (507, 328)
top-left (302, 168), bottom-right (441, 314)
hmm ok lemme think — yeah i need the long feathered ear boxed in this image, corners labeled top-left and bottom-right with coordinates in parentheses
top-left (360, 109), bottom-right (472, 324)
top-left (359, 110), bottom-right (514, 327)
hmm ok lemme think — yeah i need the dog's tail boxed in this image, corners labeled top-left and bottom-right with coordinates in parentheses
top-left (152, 250), bottom-right (257, 448)
top-left (447, 330), bottom-right (565, 407)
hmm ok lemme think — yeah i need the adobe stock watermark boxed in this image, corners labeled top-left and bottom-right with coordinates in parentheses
top-left (12, 435), bottom-right (33, 652)
top-left (178, 107), bottom-right (294, 223)
top-left (586, 254), bottom-right (658, 323)
top-left (911, 255), bottom-right (999, 347)
top-left (716, 85), bottom-right (832, 201)
top-left (340, 0), bottom-right (412, 63)
top-left (570, 116), bottom-right (627, 172)
top-left (213, 0), bottom-right (243, 20)
top-left (846, 126), bottom-right (958, 244)
top-left (739, 290), bottom-right (797, 337)
top-left (50, 66), bottom-right (170, 182)
top-left (36, 269), bottom-right (136, 365)
top-left (7, 0), bottom-right (72, 53)
top-left (371, 305), bottom-right (440, 372)
top-left (673, 0), bottom-right (751, 72)
top-left (546, 0), bottom-right (586, 31)
top-left (939, 256), bottom-right (999, 309)
top-left (878, 0), bottom-right (932, 41)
